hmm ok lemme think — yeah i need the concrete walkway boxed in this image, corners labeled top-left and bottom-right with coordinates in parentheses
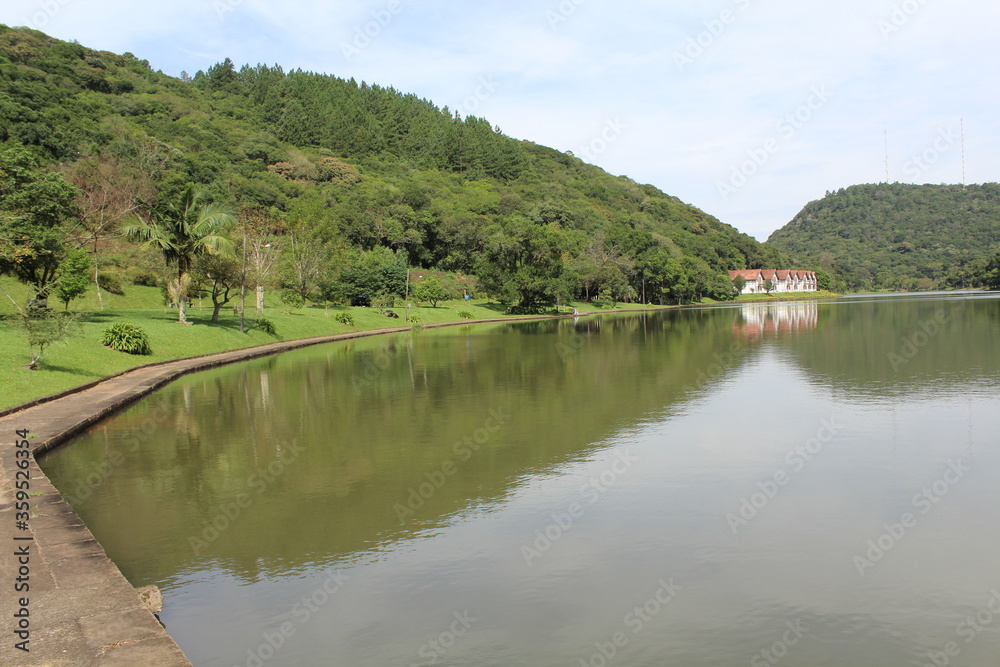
top-left (0, 312), bottom-right (603, 665)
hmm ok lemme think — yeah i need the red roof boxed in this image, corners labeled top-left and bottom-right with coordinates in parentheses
top-left (729, 269), bottom-right (816, 281)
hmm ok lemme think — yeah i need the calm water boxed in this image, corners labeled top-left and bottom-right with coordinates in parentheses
top-left (41, 294), bottom-right (1000, 666)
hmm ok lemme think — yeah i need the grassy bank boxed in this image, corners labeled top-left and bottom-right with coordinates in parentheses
top-left (0, 277), bottom-right (657, 410)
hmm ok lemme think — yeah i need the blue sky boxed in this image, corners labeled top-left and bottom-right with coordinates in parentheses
top-left (4, 0), bottom-right (997, 240)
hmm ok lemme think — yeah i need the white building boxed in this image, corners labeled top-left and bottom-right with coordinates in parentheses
top-left (728, 269), bottom-right (817, 294)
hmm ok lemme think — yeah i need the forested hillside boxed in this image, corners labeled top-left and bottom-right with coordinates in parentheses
top-left (767, 183), bottom-right (1000, 291)
top-left (0, 24), bottom-right (788, 308)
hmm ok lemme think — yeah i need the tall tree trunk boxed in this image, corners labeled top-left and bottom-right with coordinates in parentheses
top-left (176, 270), bottom-right (191, 323)
top-left (256, 285), bottom-right (265, 311)
top-left (93, 236), bottom-right (104, 310)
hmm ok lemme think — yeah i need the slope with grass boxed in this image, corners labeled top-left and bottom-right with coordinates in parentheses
top-left (0, 276), bottom-right (654, 410)
top-left (0, 24), bottom-right (788, 307)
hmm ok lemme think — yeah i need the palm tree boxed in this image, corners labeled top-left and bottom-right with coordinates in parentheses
top-left (124, 187), bottom-right (236, 323)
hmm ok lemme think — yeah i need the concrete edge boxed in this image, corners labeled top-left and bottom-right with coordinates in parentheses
top-left (9, 306), bottom-right (661, 429)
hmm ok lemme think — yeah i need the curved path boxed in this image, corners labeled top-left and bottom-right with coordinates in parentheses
top-left (0, 310), bottom-right (639, 665)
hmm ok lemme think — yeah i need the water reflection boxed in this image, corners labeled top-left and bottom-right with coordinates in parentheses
top-left (732, 302), bottom-right (819, 338)
top-left (39, 295), bottom-right (1000, 666)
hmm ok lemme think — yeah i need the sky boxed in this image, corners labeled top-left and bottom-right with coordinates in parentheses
top-left (3, 0), bottom-right (998, 241)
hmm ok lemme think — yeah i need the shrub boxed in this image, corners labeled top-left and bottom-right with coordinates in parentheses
top-left (100, 322), bottom-right (152, 355)
top-left (334, 312), bottom-right (355, 327)
top-left (253, 317), bottom-right (278, 336)
top-left (504, 304), bottom-right (547, 315)
top-left (457, 310), bottom-right (474, 320)
top-left (97, 272), bottom-right (125, 295)
top-left (280, 289), bottom-right (306, 309)
top-left (413, 276), bottom-right (450, 307)
top-left (407, 314), bottom-right (422, 324)
top-left (130, 270), bottom-right (159, 287)
top-left (371, 292), bottom-right (396, 309)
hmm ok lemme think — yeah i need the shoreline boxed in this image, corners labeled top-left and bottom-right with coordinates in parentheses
top-left (0, 305), bottom-right (663, 666)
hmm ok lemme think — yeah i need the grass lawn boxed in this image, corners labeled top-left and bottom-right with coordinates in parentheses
top-left (730, 290), bottom-right (840, 303)
top-left (0, 276), bottom-right (657, 410)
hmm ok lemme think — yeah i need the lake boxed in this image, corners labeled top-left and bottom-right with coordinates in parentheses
top-left (40, 293), bottom-right (1000, 666)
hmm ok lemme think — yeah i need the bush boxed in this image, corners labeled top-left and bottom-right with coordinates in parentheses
top-left (253, 317), bottom-right (278, 336)
top-left (130, 270), bottom-right (159, 287)
top-left (407, 314), bottom-right (422, 324)
top-left (280, 289), bottom-right (306, 309)
top-left (413, 276), bottom-right (450, 307)
top-left (504, 304), bottom-right (547, 315)
top-left (334, 312), bottom-right (355, 327)
top-left (100, 322), bottom-right (152, 355)
top-left (97, 272), bottom-right (125, 296)
top-left (371, 292), bottom-right (396, 309)
top-left (457, 310), bottom-right (474, 320)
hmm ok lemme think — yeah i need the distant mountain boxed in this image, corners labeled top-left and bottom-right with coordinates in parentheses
top-left (766, 183), bottom-right (1000, 291)
top-left (0, 24), bottom-right (790, 306)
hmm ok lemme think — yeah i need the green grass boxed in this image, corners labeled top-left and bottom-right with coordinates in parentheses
top-left (0, 277), bottom-right (650, 410)
top-left (731, 290), bottom-right (840, 303)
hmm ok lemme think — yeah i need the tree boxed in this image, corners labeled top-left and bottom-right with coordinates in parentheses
top-left (732, 275), bottom-right (747, 297)
top-left (195, 254), bottom-right (241, 323)
top-left (0, 147), bottom-right (80, 299)
top-left (475, 216), bottom-right (567, 308)
top-left (54, 248), bottom-right (91, 310)
top-left (337, 246), bottom-right (407, 305)
top-left (0, 284), bottom-right (78, 370)
top-left (414, 276), bottom-right (450, 307)
top-left (279, 193), bottom-right (345, 306)
top-left (762, 278), bottom-right (775, 295)
top-left (62, 153), bottom-right (154, 310)
top-left (984, 253), bottom-right (1000, 290)
top-left (123, 186), bottom-right (236, 323)
top-left (240, 208), bottom-right (281, 311)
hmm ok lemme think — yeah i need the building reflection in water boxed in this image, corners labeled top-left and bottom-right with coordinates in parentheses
top-left (732, 302), bottom-right (819, 338)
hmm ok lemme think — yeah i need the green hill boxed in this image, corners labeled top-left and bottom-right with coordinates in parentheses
top-left (0, 24), bottom-right (790, 307)
top-left (766, 183), bottom-right (1000, 291)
